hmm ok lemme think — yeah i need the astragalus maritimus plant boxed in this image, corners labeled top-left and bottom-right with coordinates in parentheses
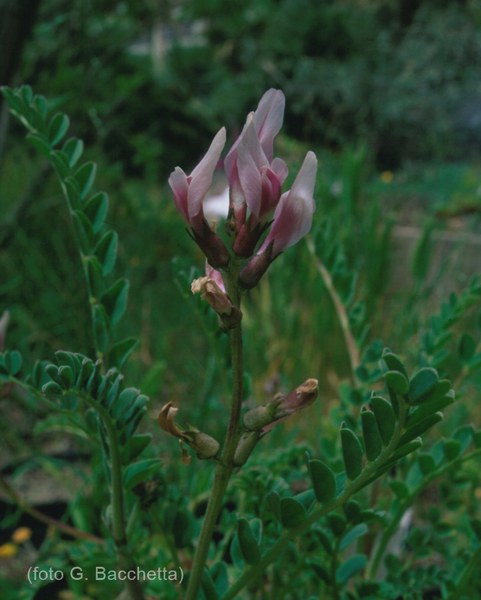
top-left (1, 85), bottom-right (481, 600)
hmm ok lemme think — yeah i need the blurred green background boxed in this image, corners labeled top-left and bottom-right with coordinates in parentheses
top-left (1, 0), bottom-right (481, 452)
top-left (2, 3), bottom-right (481, 598)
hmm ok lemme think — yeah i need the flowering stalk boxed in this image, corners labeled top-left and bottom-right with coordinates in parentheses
top-left (185, 266), bottom-right (244, 600)
top-left (166, 89), bottom-right (319, 599)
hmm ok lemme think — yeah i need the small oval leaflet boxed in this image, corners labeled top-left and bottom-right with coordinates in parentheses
top-left (340, 427), bottom-right (363, 480)
top-left (336, 554), bottom-right (367, 584)
top-left (371, 395), bottom-right (396, 445)
top-left (308, 459), bottom-right (336, 503)
top-left (384, 370), bottom-right (409, 396)
top-left (48, 112), bottom-right (70, 146)
top-left (237, 518), bottom-right (261, 565)
top-left (381, 351), bottom-right (408, 376)
top-left (361, 409), bottom-right (382, 461)
top-left (280, 497), bottom-right (306, 529)
top-left (408, 367), bottom-right (439, 404)
top-left (75, 161), bottom-right (97, 200)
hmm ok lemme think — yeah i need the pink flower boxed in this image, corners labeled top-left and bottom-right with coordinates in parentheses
top-left (224, 89), bottom-right (285, 181)
top-left (236, 120), bottom-right (288, 221)
top-left (224, 90), bottom-right (286, 225)
top-left (168, 128), bottom-right (230, 268)
top-left (168, 88), bottom-right (318, 283)
top-left (260, 151), bottom-right (317, 256)
top-left (239, 151), bottom-right (317, 288)
top-left (169, 128), bottom-right (226, 231)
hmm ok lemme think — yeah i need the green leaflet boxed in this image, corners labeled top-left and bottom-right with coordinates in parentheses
top-left (371, 395), bottom-right (396, 445)
top-left (237, 518), bottom-right (261, 565)
top-left (361, 408), bottom-right (383, 461)
top-left (341, 426), bottom-right (363, 480)
top-left (308, 459), bottom-right (337, 503)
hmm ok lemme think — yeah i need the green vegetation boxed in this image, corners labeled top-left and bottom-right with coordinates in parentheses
top-left (1, 1), bottom-right (481, 599)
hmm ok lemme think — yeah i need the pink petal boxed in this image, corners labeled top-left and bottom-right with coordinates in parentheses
top-left (253, 89), bottom-right (285, 162)
top-left (225, 89), bottom-right (284, 181)
top-left (168, 167), bottom-right (189, 221)
top-left (259, 168), bottom-right (282, 217)
top-left (188, 127), bottom-right (226, 220)
top-left (237, 122), bottom-right (267, 217)
top-left (261, 151), bottom-right (317, 255)
top-left (205, 263), bottom-right (226, 292)
top-left (224, 117), bottom-right (252, 183)
top-left (270, 157), bottom-right (288, 185)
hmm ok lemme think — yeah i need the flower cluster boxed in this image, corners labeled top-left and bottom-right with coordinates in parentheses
top-left (168, 89), bottom-right (317, 291)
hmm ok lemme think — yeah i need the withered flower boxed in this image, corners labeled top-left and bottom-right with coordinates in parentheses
top-left (158, 402), bottom-right (220, 460)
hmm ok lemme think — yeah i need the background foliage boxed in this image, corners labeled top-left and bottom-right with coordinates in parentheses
top-left (1, 0), bottom-right (481, 599)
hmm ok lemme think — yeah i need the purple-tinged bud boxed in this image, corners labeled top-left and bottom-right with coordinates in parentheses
top-left (190, 218), bottom-right (230, 269)
top-left (232, 220), bottom-right (268, 258)
top-left (238, 242), bottom-right (275, 289)
top-left (242, 379), bottom-right (319, 434)
top-left (158, 402), bottom-right (220, 460)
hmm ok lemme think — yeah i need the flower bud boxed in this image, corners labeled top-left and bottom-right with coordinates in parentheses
top-left (273, 378), bottom-right (319, 419)
top-left (183, 431), bottom-right (221, 459)
top-left (242, 378), bottom-right (319, 434)
top-left (158, 402), bottom-right (220, 460)
top-left (232, 220), bottom-right (267, 258)
top-left (238, 242), bottom-right (275, 289)
top-left (190, 219), bottom-right (230, 269)
top-left (243, 404), bottom-right (277, 431)
top-left (233, 431), bottom-right (261, 466)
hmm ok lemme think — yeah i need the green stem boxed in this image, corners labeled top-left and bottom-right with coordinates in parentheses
top-left (447, 545), bottom-right (481, 600)
top-left (367, 447), bottom-right (481, 579)
top-left (101, 410), bottom-right (145, 600)
top-left (185, 271), bottom-right (244, 600)
top-left (305, 236), bottom-right (361, 385)
top-left (330, 537), bottom-right (342, 600)
top-left (221, 402), bottom-right (408, 600)
top-left (367, 494), bottom-right (409, 580)
top-left (7, 376), bottom-right (144, 598)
